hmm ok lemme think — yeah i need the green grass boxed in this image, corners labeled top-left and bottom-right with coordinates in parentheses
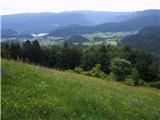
top-left (1, 59), bottom-right (160, 120)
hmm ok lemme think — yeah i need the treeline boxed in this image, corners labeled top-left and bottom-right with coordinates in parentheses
top-left (1, 40), bottom-right (160, 85)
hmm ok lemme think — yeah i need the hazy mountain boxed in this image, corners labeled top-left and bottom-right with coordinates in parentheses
top-left (1, 10), bottom-right (141, 33)
top-left (2, 9), bottom-right (160, 35)
top-left (1, 12), bottom-right (92, 33)
top-left (1, 29), bottom-right (32, 39)
top-left (50, 10), bottom-right (160, 36)
top-left (69, 11), bottom-right (133, 24)
top-left (95, 14), bottom-right (160, 32)
top-left (120, 26), bottom-right (160, 53)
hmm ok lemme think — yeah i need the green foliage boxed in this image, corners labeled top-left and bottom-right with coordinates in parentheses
top-left (121, 45), bottom-right (160, 82)
top-left (110, 57), bottom-right (132, 81)
top-left (133, 51), bottom-right (157, 82)
top-left (1, 42), bottom-right (11, 58)
top-left (97, 45), bottom-right (111, 74)
top-left (74, 67), bottom-right (84, 74)
top-left (138, 79), bottom-right (145, 86)
top-left (60, 46), bottom-right (82, 69)
top-left (10, 43), bottom-right (21, 59)
top-left (131, 68), bottom-right (140, 86)
top-left (125, 69), bottom-right (145, 86)
top-left (81, 47), bottom-right (98, 71)
top-left (87, 64), bottom-right (106, 78)
top-left (1, 40), bottom-right (160, 82)
top-left (124, 78), bottom-right (135, 86)
top-left (2, 60), bottom-right (160, 120)
top-left (150, 81), bottom-right (160, 89)
top-left (22, 39), bottom-right (41, 63)
top-left (105, 73), bottom-right (115, 81)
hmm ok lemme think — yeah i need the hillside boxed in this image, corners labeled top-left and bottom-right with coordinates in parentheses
top-left (2, 9), bottom-right (160, 33)
top-left (66, 35), bottom-right (90, 45)
top-left (50, 13), bottom-right (160, 36)
top-left (95, 15), bottom-right (160, 32)
top-left (2, 60), bottom-right (160, 120)
top-left (1, 29), bottom-right (32, 39)
top-left (120, 26), bottom-right (160, 53)
top-left (1, 11), bottom-right (133, 33)
top-left (1, 12), bottom-right (91, 33)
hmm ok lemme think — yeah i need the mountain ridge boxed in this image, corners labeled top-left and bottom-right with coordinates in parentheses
top-left (2, 9), bottom-right (160, 33)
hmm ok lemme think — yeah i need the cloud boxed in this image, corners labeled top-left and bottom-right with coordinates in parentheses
top-left (1, 0), bottom-right (160, 15)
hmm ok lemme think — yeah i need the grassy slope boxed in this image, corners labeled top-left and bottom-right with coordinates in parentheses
top-left (1, 60), bottom-right (160, 120)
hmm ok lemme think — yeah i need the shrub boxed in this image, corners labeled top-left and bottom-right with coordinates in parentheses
top-left (138, 79), bottom-right (145, 86)
top-left (88, 64), bottom-right (106, 78)
top-left (124, 78), bottom-right (135, 86)
top-left (74, 67), bottom-right (84, 74)
top-left (130, 68), bottom-right (140, 86)
top-left (105, 73), bottom-right (115, 81)
top-left (150, 81), bottom-right (160, 89)
top-left (110, 57), bottom-right (132, 81)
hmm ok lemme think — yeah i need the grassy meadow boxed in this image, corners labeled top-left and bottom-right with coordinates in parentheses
top-left (1, 59), bottom-right (160, 120)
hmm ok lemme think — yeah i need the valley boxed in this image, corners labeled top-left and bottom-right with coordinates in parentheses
top-left (1, 31), bottom-right (137, 46)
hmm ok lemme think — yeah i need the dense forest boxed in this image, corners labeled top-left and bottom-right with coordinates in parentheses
top-left (2, 40), bottom-right (160, 86)
top-left (120, 26), bottom-right (160, 53)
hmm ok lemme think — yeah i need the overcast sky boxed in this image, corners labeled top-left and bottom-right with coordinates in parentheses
top-left (1, 0), bottom-right (160, 15)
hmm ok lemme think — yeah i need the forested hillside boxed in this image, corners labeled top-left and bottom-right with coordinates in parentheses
top-left (120, 26), bottom-right (160, 53)
top-left (50, 14), bottom-right (160, 36)
top-left (66, 35), bottom-right (90, 45)
top-left (2, 10), bottom-right (160, 33)
top-left (1, 29), bottom-right (32, 39)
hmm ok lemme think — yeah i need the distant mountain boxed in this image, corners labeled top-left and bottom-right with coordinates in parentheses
top-left (120, 26), bottom-right (160, 53)
top-left (1, 12), bottom-right (91, 33)
top-left (50, 10), bottom-right (160, 36)
top-left (50, 25), bottom-right (94, 36)
top-left (2, 9), bottom-right (160, 34)
top-left (66, 35), bottom-right (89, 45)
top-left (3, 10), bottom-right (158, 33)
top-left (1, 29), bottom-right (32, 39)
top-left (95, 14), bottom-right (160, 32)
top-left (70, 11), bottom-right (133, 24)
top-left (1, 29), bottom-right (18, 38)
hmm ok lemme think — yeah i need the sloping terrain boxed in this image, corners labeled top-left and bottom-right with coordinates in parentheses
top-left (1, 60), bottom-right (160, 120)
top-left (50, 14), bottom-right (160, 36)
top-left (121, 26), bottom-right (160, 53)
top-left (2, 9), bottom-right (160, 34)
top-left (1, 11), bottom-right (132, 33)
top-left (66, 35), bottom-right (90, 44)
